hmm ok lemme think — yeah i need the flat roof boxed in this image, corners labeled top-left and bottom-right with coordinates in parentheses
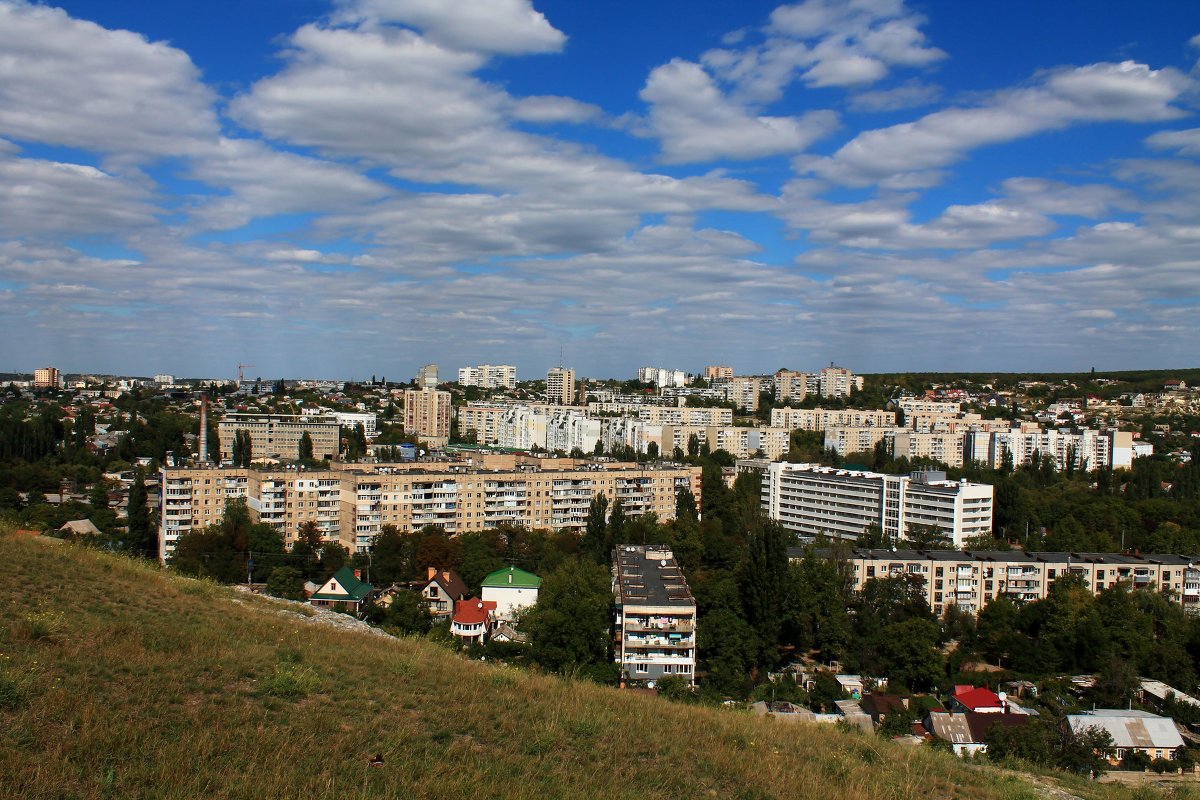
top-left (613, 545), bottom-right (694, 608)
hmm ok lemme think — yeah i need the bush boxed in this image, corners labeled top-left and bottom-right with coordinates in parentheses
top-left (1121, 750), bottom-right (1151, 771)
top-left (1150, 758), bottom-right (1176, 774)
top-left (266, 567), bottom-right (305, 601)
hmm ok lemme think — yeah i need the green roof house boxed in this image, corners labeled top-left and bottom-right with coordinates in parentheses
top-left (480, 566), bottom-right (541, 622)
top-left (310, 566), bottom-right (374, 616)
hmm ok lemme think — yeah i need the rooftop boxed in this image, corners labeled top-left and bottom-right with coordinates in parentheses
top-left (613, 545), bottom-right (695, 608)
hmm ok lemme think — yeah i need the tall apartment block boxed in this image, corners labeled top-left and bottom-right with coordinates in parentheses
top-left (546, 367), bottom-right (576, 405)
top-left (704, 365), bottom-right (733, 380)
top-left (415, 364), bottom-right (439, 389)
top-left (158, 458), bottom-right (702, 560)
top-left (33, 366), bottom-right (61, 389)
top-left (218, 414), bottom-right (340, 462)
top-left (613, 545), bottom-right (697, 687)
top-left (457, 364), bottom-right (517, 389)
top-left (403, 388), bottom-right (452, 445)
top-left (763, 462), bottom-right (994, 548)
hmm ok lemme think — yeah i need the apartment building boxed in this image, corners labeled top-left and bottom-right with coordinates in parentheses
top-left (965, 428), bottom-right (1135, 471)
top-left (894, 398), bottom-right (963, 415)
top-left (771, 407), bottom-right (896, 431)
top-left (456, 404), bottom-right (509, 445)
top-left (415, 364), bottom-right (439, 389)
top-left (218, 414), bottom-right (340, 462)
top-left (801, 547), bottom-right (1200, 617)
top-left (403, 388), bottom-right (451, 445)
top-left (457, 364), bottom-right (517, 389)
top-left (763, 463), bottom-right (994, 548)
top-left (718, 376), bottom-right (769, 411)
top-left (637, 406), bottom-right (733, 426)
top-left (546, 367), bottom-right (576, 405)
top-left (704, 365), bottom-right (733, 380)
top-left (33, 366), bottom-right (61, 389)
top-left (774, 370), bottom-right (809, 403)
top-left (818, 365), bottom-right (862, 398)
top-left (637, 367), bottom-right (688, 388)
top-left (892, 430), bottom-right (968, 469)
top-left (613, 545), bottom-right (697, 687)
top-left (658, 425), bottom-right (791, 460)
top-left (159, 467), bottom-right (250, 561)
top-left (325, 411), bottom-right (378, 438)
top-left (824, 426), bottom-right (898, 458)
top-left (159, 460), bottom-right (702, 560)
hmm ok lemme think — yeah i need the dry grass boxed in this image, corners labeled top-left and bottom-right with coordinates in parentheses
top-left (0, 528), bottom-right (1181, 800)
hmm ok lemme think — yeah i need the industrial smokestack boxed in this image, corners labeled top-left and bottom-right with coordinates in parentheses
top-left (199, 396), bottom-right (209, 464)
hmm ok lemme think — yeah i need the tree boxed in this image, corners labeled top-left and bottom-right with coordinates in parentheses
top-left (266, 566), bottom-right (306, 600)
top-left (89, 479), bottom-right (109, 510)
top-left (739, 514), bottom-right (789, 667)
top-left (607, 497), bottom-right (626, 548)
top-left (525, 559), bottom-right (613, 678)
top-left (674, 487), bottom-right (698, 525)
top-left (298, 431), bottom-right (314, 461)
top-left (583, 493), bottom-right (609, 561)
top-left (368, 590), bottom-right (432, 635)
top-left (370, 524), bottom-right (411, 585)
top-left (126, 471), bottom-right (154, 558)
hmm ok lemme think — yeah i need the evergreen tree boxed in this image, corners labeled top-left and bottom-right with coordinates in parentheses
top-left (298, 431), bottom-right (314, 461)
top-left (583, 493), bottom-right (609, 562)
top-left (127, 471), bottom-right (154, 558)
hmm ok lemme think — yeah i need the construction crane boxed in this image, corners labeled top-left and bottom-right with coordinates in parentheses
top-left (237, 363), bottom-right (256, 383)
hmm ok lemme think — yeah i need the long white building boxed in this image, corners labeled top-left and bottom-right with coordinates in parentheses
top-left (763, 463), bottom-right (994, 548)
top-left (965, 428), bottom-right (1134, 471)
top-left (457, 364), bottom-right (517, 389)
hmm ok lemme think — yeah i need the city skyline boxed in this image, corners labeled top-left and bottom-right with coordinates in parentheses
top-left (1, 0), bottom-right (1198, 378)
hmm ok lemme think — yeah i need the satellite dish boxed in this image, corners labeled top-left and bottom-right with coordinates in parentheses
top-left (660, 559), bottom-right (667, 566)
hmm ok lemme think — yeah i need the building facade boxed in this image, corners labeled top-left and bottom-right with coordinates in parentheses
top-left (613, 545), bottom-right (697, 687)
top-left (33, 366), bottom-right (61, 389)
top-left (158, 459), bottom-right (702, 560)
top-left (546, 367), bottom-right (576, 405)
top-left (218, 414), bottom-right (340, 462)
top-left (457, 364), bottom-right (517, 389)
top-left (764, 463), bottom-right (994, 548)
top-left (403, 388), bottom-right (451, 444)
top-left (799, 547), bottom-right (1200, 617)
top-left (415, 363), bottom-right (439, 389)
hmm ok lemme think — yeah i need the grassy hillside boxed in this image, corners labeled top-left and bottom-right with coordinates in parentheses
top-left (0, 531), bottom-right (1164, 800)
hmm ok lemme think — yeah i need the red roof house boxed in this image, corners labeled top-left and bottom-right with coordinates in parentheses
top-left (451, 597), bottom-right (497, 645)
top-left (950, 685), bottom-right (1005, 714)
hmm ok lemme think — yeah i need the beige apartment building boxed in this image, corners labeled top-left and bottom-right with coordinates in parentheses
top-left (771, 407), bottom-right (896, 431)
top-left (158, 457), bottom-right (701, 560)
top-left (546, 367), bottom-right (577, 405)
top-left (33, 366), bottom-right (61, 389)
top-left (660, 425), bottom-right (791, 460)
top-left (218, 414), bottom-right (340, 462)
top-left (808, 547), bottom-right (1200, 617)
top-left (774, 370), bottom-right (809, 403)
top-left (704, 365), bottom-right (733, 380)
top-left (403, 388), bottom-right (451, 445)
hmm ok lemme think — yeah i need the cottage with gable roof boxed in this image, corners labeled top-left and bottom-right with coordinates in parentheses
top-left (418, 567), bottom-right (469, 620)
top-left (309, 566), bottom-right (374, 616)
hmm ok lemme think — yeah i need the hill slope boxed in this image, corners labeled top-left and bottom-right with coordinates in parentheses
top-left (0, 531), bottom-right (1105, 800)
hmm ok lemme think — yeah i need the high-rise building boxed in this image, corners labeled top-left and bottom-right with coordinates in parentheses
top-left (774, 370), bottom-right (809, 403)
top-left (818, 365), bottom-right (862, 398)
top-left (416, 364), bottom-right (439, 389)
top-left (403, 388), bottom-right (452, 444)
top-left (33, 367), bottom-right (60, 389)
top-left (763, 462), bottom-right (994, 548)
top-left (613, 545), bottom-right (696, 687)
top-left (546, 367), bottom-right (576, 405)
top-left (457, 364), bottom-right (517, 389)
top-left (704, 365), bottom-right (733, 380)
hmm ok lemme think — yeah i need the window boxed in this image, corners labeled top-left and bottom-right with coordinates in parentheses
top-left (634, 663), bottom-right (648, 674)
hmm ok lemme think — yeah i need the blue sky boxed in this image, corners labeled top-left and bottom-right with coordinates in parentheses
top-left (1, 0), bottom-right (1197, 381)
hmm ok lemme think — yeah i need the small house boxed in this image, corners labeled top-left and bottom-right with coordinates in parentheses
top-left (480, 565), bottom-right (541, 622)
top-left (309, 567), bottom-right (374, 616)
